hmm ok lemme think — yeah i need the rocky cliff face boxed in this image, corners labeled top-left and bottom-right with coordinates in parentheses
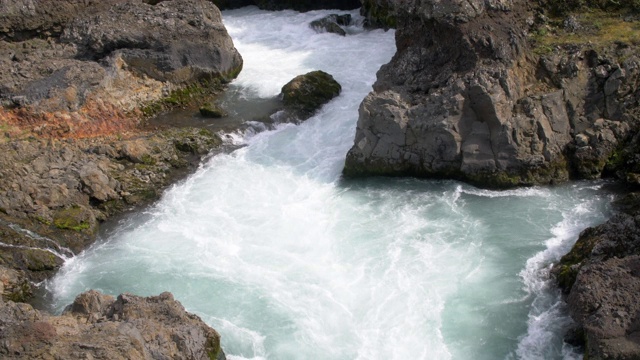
top-left (0, 0), bottom-right (243, 138)
top-left (0, 290), bottom-right (225, 359)
top-left (345, 0), bottom-right (640, 188)
top-left (552, 203), bottom-right (640, 359)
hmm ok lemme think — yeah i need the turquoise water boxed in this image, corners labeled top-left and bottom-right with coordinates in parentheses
top-left (46, 7), bottom-right (611, 360)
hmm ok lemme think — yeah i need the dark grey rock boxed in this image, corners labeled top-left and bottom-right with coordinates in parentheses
top-left (345, 0), bottom-right (640, 188)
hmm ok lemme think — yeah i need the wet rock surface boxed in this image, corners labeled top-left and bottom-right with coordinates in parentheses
top-left (553, 208), bottom-right (640, 359)
top-left (0, 290), bottom-right (226, 359)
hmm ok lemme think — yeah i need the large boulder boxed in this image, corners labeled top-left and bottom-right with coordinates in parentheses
top-left (274, 70), bottom-right (342, 123)
top-left (344, 0), bottom-right (640, 188)
top-left (0, 0), bottom-right (124, 41)
top-left (0, 0), bottom-right (242, 137)
top-left (0, 290), bottom-right (226, 359)
top-left (62, 0), bottom-right (243, 84)
top-left (552, 211), bottom-right (640, 359)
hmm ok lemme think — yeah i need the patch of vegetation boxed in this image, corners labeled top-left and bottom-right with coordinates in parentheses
top-left (547, 0), bottom-right (640, 16)
top-left (361, 0), bottom-right (397, 29)
top-left (140, 154), bottom-right (156, 166)
top-left (53, 206), bottom-right (91, 232)
top-left (532, 9), bottom-right (640, 53)
top-left (553, 227), bottom-right (602, 292)
top-left (141, 78), bottom-right (225, 118)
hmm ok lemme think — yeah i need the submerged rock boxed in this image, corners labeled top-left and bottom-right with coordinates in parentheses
top-left (200, 104), bottom-right (228, 118)
top-left (0, 290), bottom-right (226, 359)
top-left (310, 14), bottom-right (353, 36)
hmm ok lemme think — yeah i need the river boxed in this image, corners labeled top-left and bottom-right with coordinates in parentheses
top-left (45, 7), bottom-right (612, 360)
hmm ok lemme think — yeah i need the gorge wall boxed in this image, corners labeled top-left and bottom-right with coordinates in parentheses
top-left (345, 0), bottom-right (640, 188)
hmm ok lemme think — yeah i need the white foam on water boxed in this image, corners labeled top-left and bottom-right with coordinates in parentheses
top-left (46, 7), bottom-right (614, 360)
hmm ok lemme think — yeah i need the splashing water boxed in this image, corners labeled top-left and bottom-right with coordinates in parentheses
top-left (46, 7), bottom-right (611, 360)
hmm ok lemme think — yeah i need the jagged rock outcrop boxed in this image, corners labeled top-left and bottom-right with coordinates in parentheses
top-left (0, 290), bottom-right (226, 359)
top-left (0, 0), bottom-right (242, 137)
top-left (552, 207), bottom-right (640, 359)
top-left (344, 0), bottom-right (640, 187)
top-left (63, 0), bottom-right (242, 84)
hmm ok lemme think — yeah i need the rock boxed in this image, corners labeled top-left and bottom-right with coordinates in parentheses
top-left (0, 0), bottom-right (126, 41)
top-left (0, 266), bottom-right (31, 303)
top-left (200, 104), bottom-right (228, 118)
top-left (360, 0), bottom-right (397, 29)
top-left (279, 70), bottom-right (341, 121)
top-left (0, 0), bottom-right (243, 137)
top-left (118, 139), bottom-right (152, 164)
top-left (52, 206), bottom-right (97, 233)
top-left (79, 163), bottom-right (118, 202)
top-left (310, 14), bottom-right (352, 36)
top-left (344, 0), bottom-right (640, 188)
top-left (62, 0), bottom-right (243, 84)
top-left (552, 212), bottom-right (640, 359)
top-left (0, 290), bottom-right (226, 360)
top-left (0, 127), bottom-right (224, 298)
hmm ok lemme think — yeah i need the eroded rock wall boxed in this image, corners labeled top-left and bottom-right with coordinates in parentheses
top-left (345, 0), bottom-right (640, 187)
top-left (0, 0), bottom-right (243, 137)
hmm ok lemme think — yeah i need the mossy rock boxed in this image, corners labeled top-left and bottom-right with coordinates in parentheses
top-left (52, 206), bottom-right (96, 233)
top-left (18, 248), bottom-right (63, 272)
top-left (199, 104), bottom-right (228, 118)
top-left (552, 226), bottom-right (602, 293)
top-left (361, 0), bottom-right (397, 29)
top-left (281, 70), bottom-right (341, 115)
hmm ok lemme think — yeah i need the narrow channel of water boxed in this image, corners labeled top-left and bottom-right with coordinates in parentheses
top-left (46, 7), bottom-right (611, 359)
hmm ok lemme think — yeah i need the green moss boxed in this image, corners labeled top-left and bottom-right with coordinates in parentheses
top-left (34, 215), bottom-right (51, 226)
top-left (5, 280), bottom-right (32, 303)
top-left (141, 78), bottom-right (225, 117)
top-left (554, 227), bottom-right (601, 292)
top-left (555, 264), bottom-right (579, 293)
top-left (281, 70), bottom-right (342, 114)
top-left (547, 0), bottom-right (640, 16)
top-left (140, 154), bottom-right (156, 166)
top-left (532, 9), bottom-right (640, 54)
top-left (205, 336), bottom-right (222, 360)
top-left (362, 0), bottom-right (397, 29)
top-left (53, 207), bottom-right (91, 232)
top-left (22, 249), bottom-right (59, 272)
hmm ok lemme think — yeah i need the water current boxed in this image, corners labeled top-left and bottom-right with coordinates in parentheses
top-left (46, 7), bottom-right (614, 360)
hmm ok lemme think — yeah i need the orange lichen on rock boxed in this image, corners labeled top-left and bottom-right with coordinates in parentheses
top-left (0, 99), bottom-right (141, 139)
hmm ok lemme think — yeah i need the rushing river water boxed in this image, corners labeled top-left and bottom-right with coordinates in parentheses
top-left (45, 7), bottom-right (613, 360)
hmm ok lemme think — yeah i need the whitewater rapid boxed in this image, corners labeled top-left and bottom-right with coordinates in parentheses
top-left (46, 7), bottom-right (612, 360)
